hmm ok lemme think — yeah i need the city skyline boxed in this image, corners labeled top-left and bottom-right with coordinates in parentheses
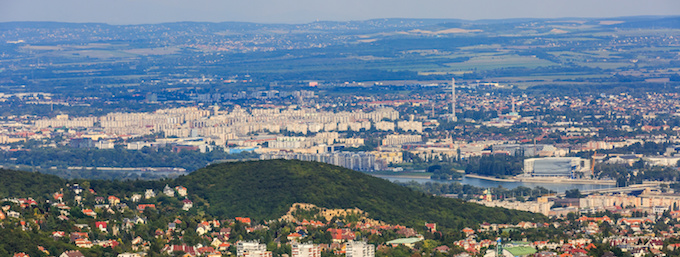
top-left (1, 0), bottom-right (679, 24)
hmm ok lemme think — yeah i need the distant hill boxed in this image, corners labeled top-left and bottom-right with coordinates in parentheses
top-left (174, 160), bottom-right (545, 229)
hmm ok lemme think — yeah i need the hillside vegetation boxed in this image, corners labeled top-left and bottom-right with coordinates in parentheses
top-left (0, 160), bottom-right (545, 230)
top-left (0, 169), bottom-right (64, 199)
top-left (174, 160), bottom-right (545, 229)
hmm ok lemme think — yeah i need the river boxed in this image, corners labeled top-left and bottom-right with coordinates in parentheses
top-left (375, 175), bottom-right (615, 193)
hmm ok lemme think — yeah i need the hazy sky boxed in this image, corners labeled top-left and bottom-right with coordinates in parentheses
top-left (2, 0), bottom-right (679, 24)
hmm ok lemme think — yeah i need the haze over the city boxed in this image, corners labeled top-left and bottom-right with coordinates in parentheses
top-left (3, 0), bottom-right (680, 254)
top-left (2, 0), bottom-right (680, 24)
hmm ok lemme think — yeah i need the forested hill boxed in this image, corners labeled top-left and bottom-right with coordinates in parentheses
top-left (0, 169), bottom-right (64, 199)
top-left (174, 159), bottom-right (545, 229)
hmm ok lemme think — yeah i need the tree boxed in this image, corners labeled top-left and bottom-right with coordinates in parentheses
top-left (565, 189), bottom-right (583, 198)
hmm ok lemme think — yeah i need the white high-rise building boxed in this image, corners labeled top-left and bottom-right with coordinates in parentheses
top-left (345, 241), bottom-right (375, 257)
top-left (292, 244), bottom-right (321, 257)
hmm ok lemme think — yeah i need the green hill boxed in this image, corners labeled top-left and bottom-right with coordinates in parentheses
top-left (175, 160), bottom-right (545, 229)
top-left (0, 160), bottom-right (546, 230)
top-left (0, 169), bottom-right (64, 199)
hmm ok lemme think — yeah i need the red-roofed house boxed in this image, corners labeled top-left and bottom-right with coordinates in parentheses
top-left (197, 246), bottom-right (217, 255)
top-left (218, 243), bottom-right (231, 251)
top-left (235, 217), bottom-right (251, 224)
top-left (136, 204), bottom-right (156, 212)
top-left (95, 221), bottom-right (107, 232)
top-left (75, 239), bottom-right (93, 248)
top-left (82, 209), bottom-right (96, 218)
top-left (287, 232), bottom-right (302, 242)
top-left (162, 245), bottom-right (197, 256)
top-left (668, 243), bottom-right (680, 251)
top-left (175, 186), bottom-right (188, 197)
top-left (107, 196), bottom-right (120, 205)
top-left (426, 223), bottom-right (437, 232)
top-left (327, 228), bottom-right (355, 243)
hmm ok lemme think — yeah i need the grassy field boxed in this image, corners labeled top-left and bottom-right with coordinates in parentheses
top-left (443, 54), bottom-right (556, 71)
top-left (578, 61), bottom-right (633, 69)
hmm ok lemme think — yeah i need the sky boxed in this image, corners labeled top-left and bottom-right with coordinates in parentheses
top-left (1, 0), bottom-right (679, 24)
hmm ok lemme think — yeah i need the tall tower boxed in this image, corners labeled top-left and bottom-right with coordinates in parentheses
top-left (450, 78), bottom-right (457, 122)
top-left (511, 96), bottom-right (516, 113)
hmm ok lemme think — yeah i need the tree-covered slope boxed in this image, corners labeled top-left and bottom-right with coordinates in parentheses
top-left (175, 160), bottom-right (545, 229)
top-left (0, 169), bottom-right (64, 199)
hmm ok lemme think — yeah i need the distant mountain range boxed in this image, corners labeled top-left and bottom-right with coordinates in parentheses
top-left (2, 16), bottom-right (679, 32)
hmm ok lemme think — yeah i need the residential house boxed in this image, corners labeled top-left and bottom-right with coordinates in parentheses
top-left (75, 239), bottom-right (93, 248)
top-left (197, 222), bottom-right (212, 235)
top-left (136, 204), bottom-right (155, 213)
top-left (82, 209), bottom-right (96, 218)
top-left (144, 189), bottom-right (155, 199)
top-left (163, 185), bottom-right (175, 197)
top-left (60, 251), bottom-right (85, 257)
top-left (425, 223), bottom-right (437, 232)
top-left (176, 186), bottom-right (188, 197)
top-left (7, 211), bottom-right (20, 219)
top-left (131, 194), bottom-right (142, 202)
top-left (108, 196), bottom-right (120, 205)
top-left (182, 199), bottom-right (193, 211)
top-left (117, 253), bottom-right (142, 257)
top-left (95, 221), bottom-right (107, 233)
top-left (287, 232), bottom-right (302, 243)
top-left (235, 217), bottom-right (251, 224)
top-left (328, 228), bottom-right (356, 243)
top-left (162, 245), bottom-right (197, 256)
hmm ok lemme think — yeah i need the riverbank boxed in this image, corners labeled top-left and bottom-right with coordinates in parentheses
top-left (516, 177), bottom-right (616, 185)
top-left (377, 174), bottom-right (615, 192)
top-left (463, 174), bottom-right (617, 185)
top-left (464, 174), bottom-right (518, 182)
top-left (373, 174), bottom-right (432, 179)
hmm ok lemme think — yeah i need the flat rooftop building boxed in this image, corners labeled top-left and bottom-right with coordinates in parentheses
top-left (524, 157), bottom-right (590, 178)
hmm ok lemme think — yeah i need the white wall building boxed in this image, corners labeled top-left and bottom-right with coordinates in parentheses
top-left (523, 157), bottom-right (591, 177)
top-left (345, 241), bottom-right (375, 257)
top-left (292, 244), bottom-right (321, 257)
top-left (381, 134), bottom-right (422, 146)
top-left (237, 241), bottom-right (270, 257)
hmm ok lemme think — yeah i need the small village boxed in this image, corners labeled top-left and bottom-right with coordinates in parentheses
top-left (3, 180), bottom-right (680, 257)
